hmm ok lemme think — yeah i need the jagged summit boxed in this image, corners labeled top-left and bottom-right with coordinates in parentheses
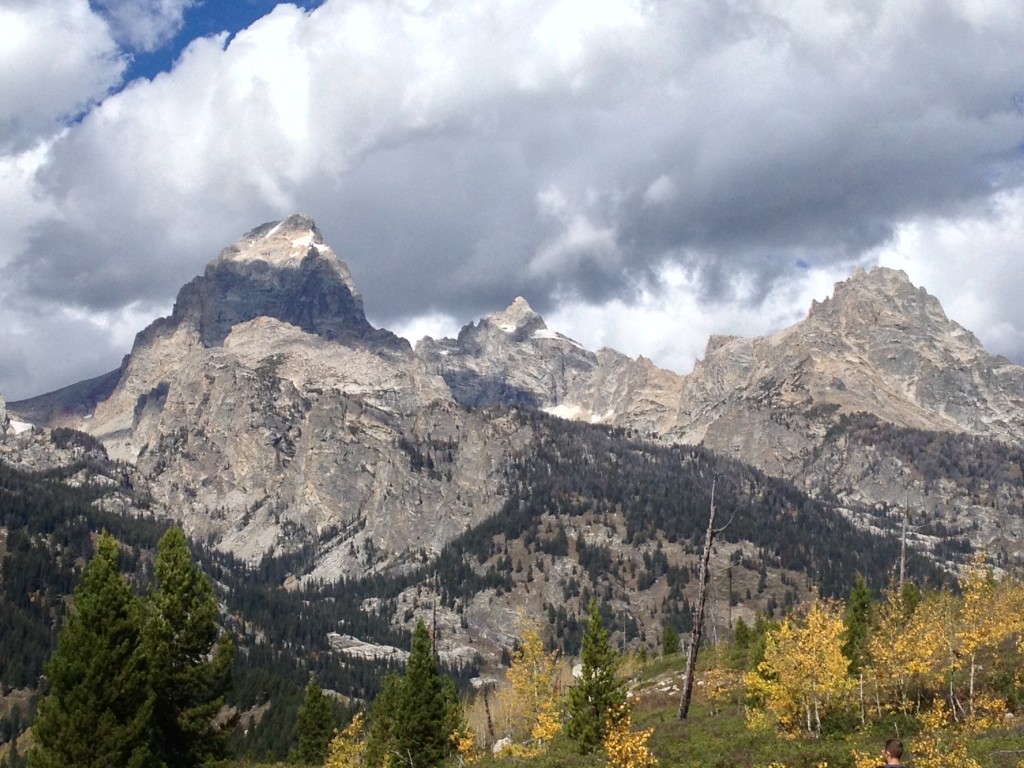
top-left (483, 296), bottom-right (545, 336)
top-left (418, 296), bottom-right (597, 409)
top-left (156, 214), bottom-right (395, 348)
top-left (9, 212), bottom-right (1024, 577)
top-left (809, 267), bottom-right (956, 331)
top-left (219, 214), bottom-right (335, 269)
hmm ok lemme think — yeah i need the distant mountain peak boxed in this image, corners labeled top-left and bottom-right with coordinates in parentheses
top-left (809, 265), bottom-right (941, 322)
top-left (484, 296), bottom-right (545, 335)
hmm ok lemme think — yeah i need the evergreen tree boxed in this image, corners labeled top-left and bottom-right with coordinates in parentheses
top-left (842, 575), bottom-right (875, 673)
top-left (145, 526), bottom-right (233, 767)
top-left (363, 673), bottom-right (401, 768)
top-left (29, 533), bottom-right (157, 768)
top-left (566, 600), bottom-right (625, 754)
top-left (294, 676), bottom-right (336, 765)
top-left (661, 624), bottom-right (680, 656)
top-left (731, 616), bottom-right (753, 669)
top-left (392, 620), bottom-right (458, 768)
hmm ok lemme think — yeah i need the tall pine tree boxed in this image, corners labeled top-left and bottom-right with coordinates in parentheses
top-left (145, 526), bottom-right (233, 767)
top-left (29, 533), bottom-right (157, 768)
top-left (363, 673), bottom-right (402, 768)
top-left (566, 600), bottom-right (625, 754)
top-left (842, 575), bottom-right (875, 674)
top-left (294, 675), bottom-right (336, 765)
top-left (392, 620), bottom-right (459, 768)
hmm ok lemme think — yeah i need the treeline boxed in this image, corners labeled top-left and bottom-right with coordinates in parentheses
top-left (0, 453), bottom-right (168, 690)
top-left (0, 412), bottom-right (970, 762)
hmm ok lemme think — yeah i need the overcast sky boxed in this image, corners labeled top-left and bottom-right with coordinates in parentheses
top-left (2, 0), bottom-right (1024, 400)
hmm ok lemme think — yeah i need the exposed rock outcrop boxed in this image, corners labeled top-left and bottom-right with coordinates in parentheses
top-left (163, 215), bottom-right (404, 350)
top-left (417, 296), bottom-right (599, 409)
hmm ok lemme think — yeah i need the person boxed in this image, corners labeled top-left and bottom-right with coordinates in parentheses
top-left (882, 738), bottom-right (905, 768)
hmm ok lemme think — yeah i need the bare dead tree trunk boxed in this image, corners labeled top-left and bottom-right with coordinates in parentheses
top-left (899, 498), bottom-right (908, 592)
top-left (678, 479), bottom-right (731, 720)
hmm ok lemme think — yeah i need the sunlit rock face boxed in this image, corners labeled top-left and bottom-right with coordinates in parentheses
top-left (15, 215), bottom-right (513, 572)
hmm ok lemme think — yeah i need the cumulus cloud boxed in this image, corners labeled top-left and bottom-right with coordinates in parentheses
top-left (95, 0), bottom-right (199, 52)
top-left (2, 0), bottom-right (1024, 398)
top-left (0, 0), bottom-right (125, 152)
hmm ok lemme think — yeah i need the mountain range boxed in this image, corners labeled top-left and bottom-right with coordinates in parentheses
top-left (4, 214), bottom-right (1024, 672)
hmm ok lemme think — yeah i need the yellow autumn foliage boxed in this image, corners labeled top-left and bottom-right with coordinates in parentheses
top-left (603, 702), bottom-right (657, 768)
top-left (495, 616), bottom-right (564, 757)
top-left (324, 712), bottom-right (366, 768)
top-left (744, 597), bottom-right (853, 736)
top-left (453, 723), bottom-right (480, 766)
top-left (866, 589), bottom-right (952, 714)
top-left (912, 700), bottom-right (983, 768)
top-left (851, 748), bottom-right (878, 768)
top-left (954, 554), bottom-right (1024, 715)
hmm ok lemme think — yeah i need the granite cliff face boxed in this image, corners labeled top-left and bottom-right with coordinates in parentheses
top-left (162, 215), bottom-right (404, 349)
top-left (17, 216), bottom-right (527, 571)
top-left (417, 297), bottom-right (599, 409)
top-left (672, 267), bottom-right (1024, 447)
top-left (7, 215), bottom-right (1024, 677)
top-left (416, 297), bottom-right (686, 433)
top-left (430, 268), bottom-right (1024, 453)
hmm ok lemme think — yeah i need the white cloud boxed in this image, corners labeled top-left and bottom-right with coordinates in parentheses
top-left (0, 0), bottom-right (125, 151)
top-left (3, 0), bottom-right (1024, 398)
top-left (545, 261), bottom-right (858, 376)
top-left (96, 0), bottom-right (199, 52)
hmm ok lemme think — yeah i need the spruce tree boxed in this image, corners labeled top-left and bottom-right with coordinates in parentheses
top-left (842, 575), bottom-right (875, 673)
top-left (364, 673), bottom-right (401, 768)
top-left (566, 600), bottom-right (625, 754)
top-left (145, 526), bottom-right (233, 767)
top-left (29, 533), bottom-right (157, 768)
top-left (392, 620), bottom-right (458, 768)
top-left (661, 624), bottom-right (680, 656)
top-left (294, 676), bottom-right (336, 765)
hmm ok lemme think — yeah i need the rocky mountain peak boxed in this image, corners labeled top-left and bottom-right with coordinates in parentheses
top-left (0, 389), bottom-right (8, 434)
top-left (483, 296), bottom-right (545, 337)
top-left (807, 266), bottom-right (953, 335)
top-left (218, 214), bottom-right (331, 269)
top-left (158, 215), bottom-right (397, 349)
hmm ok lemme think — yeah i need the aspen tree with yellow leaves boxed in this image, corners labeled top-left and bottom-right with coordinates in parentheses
top-left (603, 702), bottom-right (657, 768)
top-left (954, 554), bottom-right (1024, 718)
top-left (744, 597), bottom-right (852, 736)
top-left (324, 713), bottom-right (366, 768)
top-left (910, 700), bottom-right (983, 768)
top-left (866, 588), bottom-right (951, 715)
top-left (496, 616), bottom-right (564, 757)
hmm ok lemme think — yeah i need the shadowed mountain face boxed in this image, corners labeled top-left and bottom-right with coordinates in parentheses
top-left (161, 214), bottom-right (406, 351)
